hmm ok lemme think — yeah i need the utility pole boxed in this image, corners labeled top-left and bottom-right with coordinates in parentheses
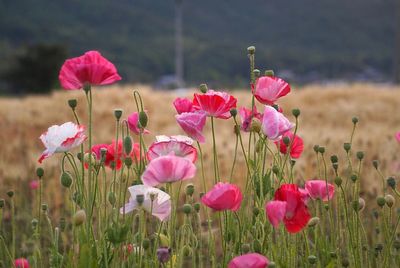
top-left (175, 0), bottom-right (184, 87)
top-left (395, 0), bottom-right (400, 83)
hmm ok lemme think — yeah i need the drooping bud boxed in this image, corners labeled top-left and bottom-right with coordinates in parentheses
top-left (108, 192), bottom-right (116, 205)
top-left (36, 167), bottom-right (44, 178)
top-left (60, 172), bottom-right (73, 188)
top-left (199, 84), bottom-right (208, 93)
top-left (73, 210), bottom-right (86, 226)
top-left (123, 136), bottom-right (133, 155)
top-left (68, 99), bottom-right (77, 110)
top-left (272, 165), bottom-right (280, 175)
top-left (139, 111), bottom-right (148, 128)
top-left (114, 109), bottom-right (123, 120)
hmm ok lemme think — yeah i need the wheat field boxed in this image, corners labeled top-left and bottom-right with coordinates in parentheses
top-left (1, 83), bottom-right (399, 206)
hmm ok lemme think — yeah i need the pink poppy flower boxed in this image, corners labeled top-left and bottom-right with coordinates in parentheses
top-left (29, 180), bottom-right (39, 190)
top-left (147, 136), bottom-right (197, 163)
top-left (175, 111), bottom-right (207, 143)
top-left (120, 185), bottom-right (171, 221)
top-left (38, 122), bottom-right (86, 163)
top-left (261, 106), bottom-right (294, 141)
top-left (238, 106), bottom-right (262, 132)
top-left (127, 112), bottom-right (150, 135)
top-left (192, 90), bottom-right (237, 119)
top-left (155, 135), bottom-right (194, 145)
top-left (141, 155), bottom-right (196, 187)
top-left (253, 76), bottom-right (290, 105)
top-left (173, 97), bottom-right (194, 114)
top-left (59, 50), bottom-right (121, 90)
top-left (265, 184), bottom-right (311, 233)
top-left (15, 258), bottom-right (30, 268)
top-left (275, 132), bottom-right (304, 158)
top-left (201, 182), bottom-right (243, 212)
top-left (305, 180), bottom-right (335, 202)
top-left (395, 131), bottom-right (400, 142)
top-left (228, 253), bottom-right (269, 268)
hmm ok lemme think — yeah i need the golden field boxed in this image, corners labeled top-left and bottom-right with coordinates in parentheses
top-left (1, 83), bottom-right (399, 204)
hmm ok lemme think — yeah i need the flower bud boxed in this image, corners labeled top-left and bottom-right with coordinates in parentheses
top-left (350, 174), bottom-right (358, 183)
top-left (36, 167), bottom-right (44, 178)
top-left (343, 143), bottom-right (351, 152)
top-left (139, 111), bottom-right (148, 128)
top-left (272, 165), bottom-right (280, 175)
top-left (114, 109), bottom-right (123, 120)
top-left (268, 262), bottom-right (276, 268)
top-left (247, 46), bottom-right (255, 55)
top-left (142, 238), bottom-right (150, 250)
top-left (387, 177), bottom-right (396, 189)
top-left (73, 210), bottom-right (86, 226)
top-left (68, 99), bottom-right (77, 109)
top-left (352, 117), bottom-right (359, 124)
top-left (253, 207), bottom-right (260, 217)
top-left (253, 239), bottom-right (262, 253)
top-left (185, 184), bottom-right (195, 196)
top-left (356, 151), bottom-right (364, 161)
top-left (60, 172), bottom-right (73, 188)
top-left (230, 108), bottom-right (237, 117)
top-left (183, 245), bottom-right (191, 257)
top-left (193, 203), bottom-right (201, 213)
top-left (330, 155), bottom-right (338, 164)
top-left (385, 194), bottom-right (395, 208)
top-left (0, 199), bottom-right (4, 208)
top-left (136, 194), bottom-right (144, 205)
top-left (77, 152), bottom-right (83, 162)
top-left (377, 196), bottom-right (386, 207)
top-left (108, 192), bottom-right (116, 205)
top-left (308, 255), bottom-right (317, 264)
top-left (313, 145), bottom-right (319, 153)
top-left (372, 160), bottom-right (379, 169)
top-left (6, 190), bottom-right (14, 198)
top-left (31, 218), bottom-right (38, 228)
top-left (250, 118), bottom-right (261, 133)
top-left (318, 146), bottom-right (325, 154)
top-left (334, 176), bottom-right (342, 186)
top-left (199, 83), bottom-right (208, 93)
top-left (182, 204), bottom-right (192, 215)
top-left (282, 136), bottom-right (290, 146)
top-left (41, 203), bottom-right (48, 211)
top-left (253, 69), bottom-right (261, 78)
top-left (264, 70), bottom-right (274, 77)
top-left (124, 157), bottom-right (133, 167)
top-left (73, 192), bottom-right (82, 206)
top-left (241, 243), bottom-right (250, 253)
top-left (123, 136), bottom-right (133, 155)
top-left (307, 217), bottom-right (320, 228)
top-left (292, 108), bottom-right (300, 118)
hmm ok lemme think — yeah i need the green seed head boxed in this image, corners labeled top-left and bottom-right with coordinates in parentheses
top-left (352, 117), bottom-right (359, 124)
top-left (318, 146), bottom-right (325, 154)
top-left (182, 204), bottom-right (192, 215)
top-left (199, 83), bottom-right (208, 93)
top-left (36, 167), bottom-right (44, 178)
top-left (68, 99), bottom-right (77, 109)
top-left (185, 184), bottom-right (195, 196)
top-left (123, 136), bottom-right (132, 155)
top-left (308, 255), bottom-right (317, 264)
top-left (241, 243), bottom-right (251, 253)
top-left (114, 109), bottom-right (123, 120)
top-left (330, 155), bottom-right (338, 163)
top-left (334, 176), bottom-right (342, 186)
top-left (292, 108), bottom-right (300, 118)
top-left (372, 160), bottom-right (379, 169)
top-left (387, 177), bottom-right (396, 189)
top-left (6, 190), bottom-right (14, 198)
top-left (264, 70), bottom-right (274, 77)
top-left (193, 203), bottom-right (201, 213)
top-left (343, 142), bottom-right (351, 152)
top-left (356, 151), bottom-right (364, 161)
top-left (377, 196), bottom-right (386, 207)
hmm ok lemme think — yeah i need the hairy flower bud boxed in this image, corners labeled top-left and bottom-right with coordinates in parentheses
top-left (250, 118), bottom-right (261, 133)
top-left (73, 210), bottom-right (86, 226)
top-left (36, 167), bottom-right (44, 178)
top-left (292, 108), bottom-right (300, 118)
top-left (385, 194), bottom-right (395, 208)
top-left (264, 70), bottom-right (274, 77)
top-left (185, 184), bottom-right (195, 196)
top-left (124, 157), bottom-right (133, 167)
top-left (123, 136), bottom-right (132, 155)
top-left (377, 196), bottom-right (386, 207)
top-left (108, 192), bottom-right (116, 205)
top-left (356, 151), bottom-right (364, 161)
top-left (182, 204), bottom-right (192, 215)
top-left (307, 217), bottom-right (320, 228)
top-left (199, 83), bottom-right (208, 93)
top-left (139, 111), bottom-right (148, 128)
top-left (60, 172), bottom-right (73, 188)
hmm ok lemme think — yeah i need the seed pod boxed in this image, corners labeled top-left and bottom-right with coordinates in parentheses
top-left (313, 145), bottom-right (320, 153)
top-left (292, 108), bottom-right (300, 118)
top-left (352, 117), bottom-right (359, 124)
top-left (377, 196), bottom-right (386, 207)
top-left (6, 190), bottom-right (14, 198)
top-left (182, 204), bottom-right (192, 215)
top-left (334, 176), bottom-right (342, 186)
top-left (350, 174), bottom-right (358, 183)
top-left (230, 108), bottom-right (237, 117)
top-left (343, 143), bottom-right (351, 152)
top-left (330, 155), bottom-right (338, 163)
top-left (356, 151), bottom-right (364, 161)
top-left (185, 184), bottom-right (195, 196)
top-left (193, 203), bottom-right (201, 213)
top-left (36, 167), bottom-right (44, 178)
top-left (247, 46), bottom-right (255, 55)
top-left (199, 84), bottom-right (208, 93)
top-left (385, 194), bottom-right (395, 208)
top-left (387, 177), bottom-right (396, 189)
top-left (73, 210), bottom-right (86, 226)
top-left (283, 136), bottom-right (290, 146)
top-left (114, 109), bottom-right (123, 120)
top-left (318, 146), bottom-right (325, 154)
top-left (68, 99), bottom-right (77, 109)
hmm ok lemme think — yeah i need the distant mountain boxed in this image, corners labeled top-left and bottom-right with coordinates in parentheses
top-left (0, 0), bottom-right (396, 86)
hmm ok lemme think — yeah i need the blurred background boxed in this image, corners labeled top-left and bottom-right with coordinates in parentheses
top-left (0, 0), bottom-right (399, 94)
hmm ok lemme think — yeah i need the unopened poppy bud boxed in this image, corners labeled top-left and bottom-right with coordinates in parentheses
top-left (193, 203), bottom-right (200, 213)
top-left (123, 136), bottom-right (132, 155)
top-left (334, 176), bottom-right (342, 186)
top-left (352, 116), bottom-right (359, 124)
top-left (0, 199), bottom-right (4, 208)
top-left (253, 239), bottom-right (262, 253)
top-left (385, 194), bottom-right (395, 208)
top-left (377, 196), bottom-right (386, 207)
top-left (253, 207), bottom-right (260, 217)
top-left (6, 190), bottom-right (14, 198)
top-left (307, 217), bottom-right (320, 228)
top-left (182, 204), bottom-right (192, 214)
top-left (183, 245), bottom-right (191, 256)
top-left (114, 109), bottom-right (123, 120)
top-left (387, 177), bottom-right (396, 189)
top-left (73, 192), bottom-right (82, 205)
top-left (31, 218), bottom-right (38, 228)
top-left (350, 174), bottom-right (358, 183)
top-left (308, 255), bottom-right (317, 264)
top-left (73, 210), bottom-right (86, 226)
top-left (68, 99), bottom-right (77, 109)
top-left (253, 69), bottom-right (261, 78)
top-left (241, 243), bottom-right (251, 253)
top-left (372, 160), bottom-right (379, 169)
top-left (124, 157), bottom-right (133, 167)
top-left (84, 153), bottom-right (96, 167)
top-left (292, 108), bottom-right (300, 118)
top-left (199, 83), bottom-right (208, 93)
top-left (142, 238), bottom-right (150, 250)
top-left (247, 46), bottom-right (255, 55)
top-left (330, 155), bottom-right (338, 163)
top-left (59, 217), bottom-right (66, 231)
top-left (272, 165), bottom-right (280, 175)
top-left (136, 194), bottom-right (144, 205)
top-left (60, 172), bottom-right (73, 188)
top-left (108, 192), bottom-right (116, 205)
top-left (230, 108), bottom-right (237, 117)
top-left (268, 262), bottom-right (276, 268)
top-left (356, 151), bottom-right (364, 160)
top-left (36, 167), bottom-right (44, 178)
top-left (318, 146), bottom-right (325, 154)
top-left (283, 136), bottom-right (290, 146)
top-left (185, 184), bottom-right (195, 196)
top-left (41, 203), bottom-right (48, 211)
top-left (313, 145), bottom-right (319, 153)
top-left (343, 143), bottom-right (351, 152)
top-left (264, 70), bottom-right (274, 77)
top-left (139, 111), bottom-right (148, 128)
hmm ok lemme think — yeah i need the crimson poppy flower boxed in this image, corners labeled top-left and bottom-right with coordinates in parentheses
top-left (192, 90), bottom-right (237, 119)
top-left (265, 184), bottom-right (311, 233)
top-left (59, 50), bottom-right (121, 90)
top-left (275, 132), bottom-right (304, 158)
top-left (201, 182), bottom-right (243, 212)
top-left (173, 97), bottom-right (194, 114)
top-left (253, 76), bottom-right (290, 105)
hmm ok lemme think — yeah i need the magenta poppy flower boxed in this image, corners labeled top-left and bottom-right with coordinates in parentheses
top-left (228, 253), bottom-right (269, 268)
top-left (15, 258), bottom-right (29, 268)
top-left (59, 50), bottom-right (121, 90)
top-left (29, 180), bottom-right (39, 190)
top-left (141, 155), bottom-right (196, 187)
top-left (173, 97), bottom-right (194, 114)
top-left (395, 131), bottom-right (400, 142)
top-left (253, 76), bottom-right (290, 105)
top-left (261, 106), bottom-right (293, 141)
top-left (175, 111), bottom-right (207, 143)
top-left (305, 180), bottom-right (335, 202)
top-left (192, 90), bottom-right (237, 119)
top-left (201, 182), bottom-right (243, 212)
top-left (38, 122), bottom-right (87, 163)
top-left (238, 106), bottom-right (262, 132)
top-left (275, 131), bottom-right (304, 158)
top-left (147, 136), bottom-right (197, 163)
top-left (265, 184), bottom-right (311, 233)
top-left (127, 112), bottom-right (150, 135)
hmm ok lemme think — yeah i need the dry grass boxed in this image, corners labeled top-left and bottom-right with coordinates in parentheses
top-left (1, 83), bottom-right (400, 204)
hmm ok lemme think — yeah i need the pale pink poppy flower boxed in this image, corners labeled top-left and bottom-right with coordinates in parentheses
top-left (147, 136), bottom-right (197, 163)
top-left (141, 155), bottom-right (196, 187)
top-left (173, 97), bottom-right (194, 114)
top-left (127, 112), bottom-right (150, 135)
top-left (29, 180), bottom-right (39, 190)
top-left (192, 90), bottom-right (237, 119)
top-left (155, 135), bottom-right (194, 145)
top-left (228, 253), bottom-right (269, 268)
top-left (238, 106), bottom-right (262, 132)
top-left (395, 131), bottom-right (400, 142)
top-left (253, 75), bottom-right (290, 105)
top-left (59, 50), bottom-right (121, 90)
top-left (175, 111), bottom-right (207, 143)
top-left (261, 106), bottom-right (294, 141)
top-left (120, 185), bottom-right (171, 221)
top-left (14, 258), bottom-right (30, 268)
top-left (38, 122), bottom-right (86, 163)
top-left (201, 182), bottom-right (243, 212)
top-left (305, 180), bottom-right (335, 202)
